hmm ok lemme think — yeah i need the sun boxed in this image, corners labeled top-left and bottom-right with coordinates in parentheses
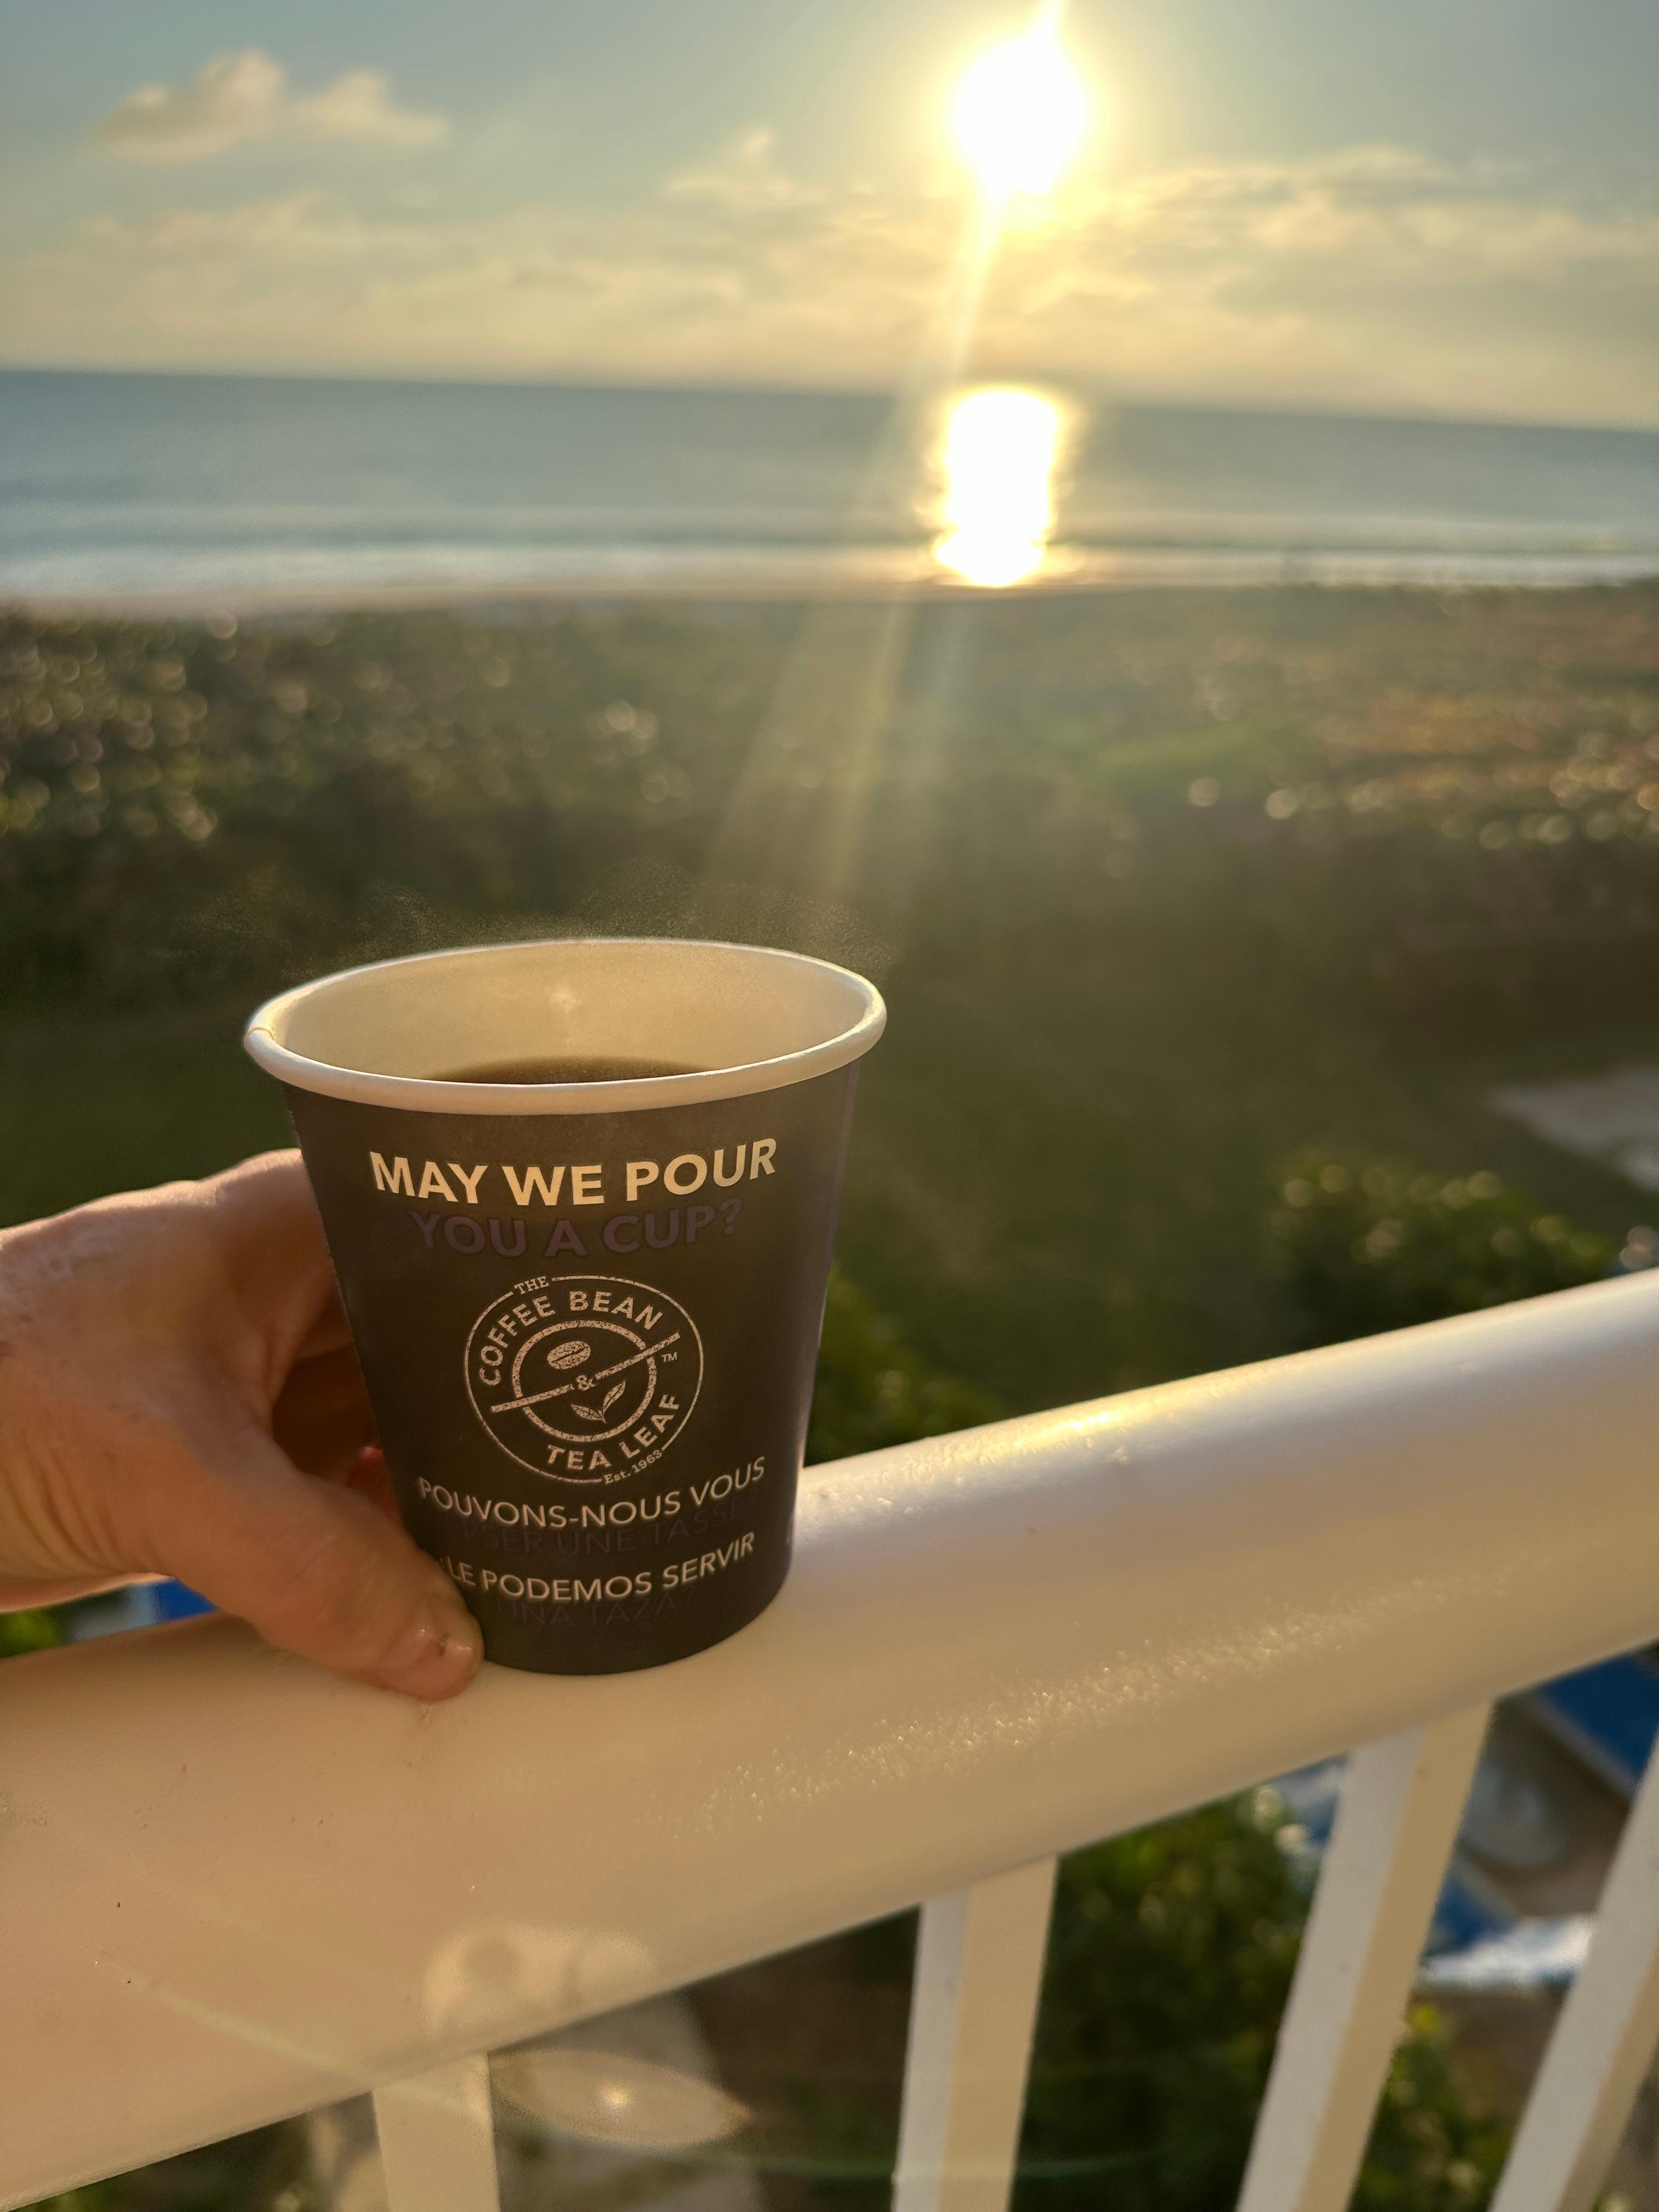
top-left (952, 29), bottom-right (1088, 200)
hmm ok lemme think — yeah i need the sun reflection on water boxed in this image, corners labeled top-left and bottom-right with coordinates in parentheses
top-left (932, 386), bottom-right (1071, 588)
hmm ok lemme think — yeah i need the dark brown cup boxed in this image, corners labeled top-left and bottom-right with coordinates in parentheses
top-left (244, 939), bottom-right (884, 1674)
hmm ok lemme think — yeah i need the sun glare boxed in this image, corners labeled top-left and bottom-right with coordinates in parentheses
top-left (953, 30), bottom-right (1088, 199)
top-left (933, 386), bottom-right (1068, 589)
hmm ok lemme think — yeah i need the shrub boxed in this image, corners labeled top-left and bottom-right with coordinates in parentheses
top-left (1268, 1150), bottom-right (1616, 1345)
top-left (806, 1268), bottom-right (1001, 1462)
top-left (1018, 1795), bottom-right (1506, 2211)
top-left (0, 1609), bottom-right (64, 1659)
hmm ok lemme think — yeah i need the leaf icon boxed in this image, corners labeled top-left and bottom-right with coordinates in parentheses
top-left (571, 1401), bottom-right (604, 1423)
top-left (601, 1382), bottom-right (625, 1414)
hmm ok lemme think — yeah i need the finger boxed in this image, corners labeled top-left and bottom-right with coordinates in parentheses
top-left (272, 1340), bottom-right (376, 1479)
top-left (196, 1152), bottom-right (353, 1387)
top-left (157, 1426), bottom-right (483, 1699)
top-left (296, 1288), bottom-right (357, 1363)
top-left (337, 1444), bottom-right (401, 1522)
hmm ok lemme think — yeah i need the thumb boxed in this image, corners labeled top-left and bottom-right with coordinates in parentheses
top-left (159, 1426), bottom-right (483, 1699)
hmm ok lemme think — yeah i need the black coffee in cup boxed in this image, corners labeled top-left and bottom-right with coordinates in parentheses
top-left (442, 1057), bottom-right (703, 1085)
top-left (245, 939), bottom-right (884, 1675)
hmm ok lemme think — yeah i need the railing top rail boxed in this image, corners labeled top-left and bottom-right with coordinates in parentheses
top-left (6, 1272), bottom-right (1659, 2207)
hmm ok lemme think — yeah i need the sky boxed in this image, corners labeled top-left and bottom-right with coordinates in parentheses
top-left (2, 0), bottom-right (1656, 426)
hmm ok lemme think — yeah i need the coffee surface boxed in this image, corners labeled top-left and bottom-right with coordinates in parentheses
top-left (438, 1055), bottom-right (704, 1085)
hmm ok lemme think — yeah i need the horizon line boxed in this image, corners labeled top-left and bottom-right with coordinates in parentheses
top-left (2, 359), bottom-right (1657, 444)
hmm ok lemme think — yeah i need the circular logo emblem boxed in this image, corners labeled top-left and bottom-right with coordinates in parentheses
top-left (465, 1276), bottom-right (703, 1484)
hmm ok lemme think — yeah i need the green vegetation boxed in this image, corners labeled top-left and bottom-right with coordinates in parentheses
top-left (691, 1793), bottom-right (1506, 2212)
top-left (1269, 1149), bottom-right (1618, 1345)
top-left (0, 1608), bottom-right (63, 1658)
top-left (1018, 1795), bottom-right (1505, 2211)
top-left (5, 586), bottom-right (1658, 1409)
top-left (16, 2128), bottom-right (310, 2212)
top-left (806, 1269), bottom-right (1001, 1461)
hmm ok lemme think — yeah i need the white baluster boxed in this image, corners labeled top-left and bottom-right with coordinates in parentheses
top-left (374, 2053), bottom-right (501, 2212)
top-left (893, 1859), bottom-right (1057, 2212)
top-left (1237, 1706), bottom-right (1489, 2212)
top-left (1490, 1726), bottom-right (1659, 2212)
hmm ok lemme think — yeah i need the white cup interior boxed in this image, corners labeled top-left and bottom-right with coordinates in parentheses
top-left (245, 938), bottom-right (885, 1115)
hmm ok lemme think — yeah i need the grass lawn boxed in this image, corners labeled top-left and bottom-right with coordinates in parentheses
top-left (832, 972), bottom-right (1655, 1409)
top-left (2, 978), bottom-right (1648, 1423)
top-left (0, 1001), bottom-right (290, 1228)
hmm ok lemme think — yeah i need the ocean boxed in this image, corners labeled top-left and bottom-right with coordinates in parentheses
top-left (3, 366), bottom-right (1657, 603)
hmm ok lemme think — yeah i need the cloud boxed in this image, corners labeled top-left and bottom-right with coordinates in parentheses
top-left (12, 136), bottom-right (1659, 425)
top-left (93, 49), bottom-right (447, 162)
top-left (666, 128), bottom-right (828, 212)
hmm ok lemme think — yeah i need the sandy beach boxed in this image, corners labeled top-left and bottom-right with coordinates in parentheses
top-left (16, 548), bottom-right (1659, 625)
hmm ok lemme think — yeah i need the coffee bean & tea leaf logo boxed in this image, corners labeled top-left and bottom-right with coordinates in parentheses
top-left (465, 1276), bottom-right (703, 1484)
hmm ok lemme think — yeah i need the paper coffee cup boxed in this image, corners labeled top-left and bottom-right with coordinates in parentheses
top-left (245, 939), bottom-right (884, 1675)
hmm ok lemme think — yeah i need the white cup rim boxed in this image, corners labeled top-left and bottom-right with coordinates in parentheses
top-left (244, 937), bottom-right (886, 1116)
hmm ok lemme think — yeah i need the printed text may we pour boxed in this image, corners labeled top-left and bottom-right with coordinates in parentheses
top-left (369, 1141), bottom-right (776, 1207)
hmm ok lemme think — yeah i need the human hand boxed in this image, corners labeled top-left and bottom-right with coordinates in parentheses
top-left (0, 1150), bottom-right (483, 1700)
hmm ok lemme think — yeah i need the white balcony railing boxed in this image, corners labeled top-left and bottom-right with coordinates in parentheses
top-left (7, 1269), bottom-right (1659, 2212)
